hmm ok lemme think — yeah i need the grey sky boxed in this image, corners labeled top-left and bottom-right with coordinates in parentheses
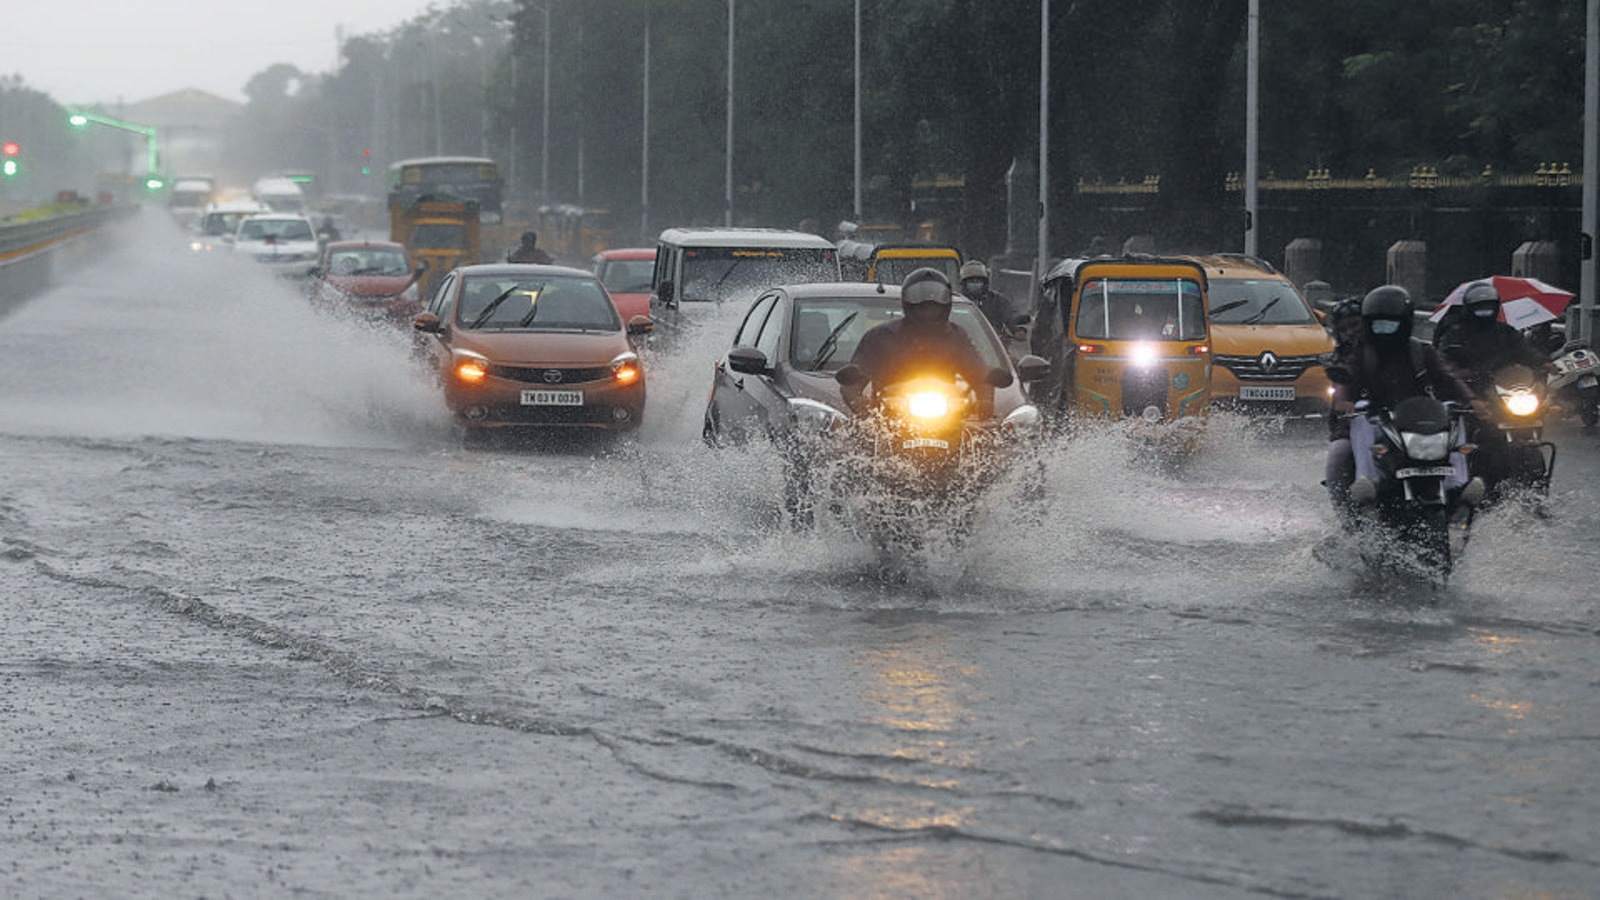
top-left (3, 1), bottom-right (440, 105)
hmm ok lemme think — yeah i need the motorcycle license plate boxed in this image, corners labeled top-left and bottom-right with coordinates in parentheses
top-left (902, 437), bottom-right (949, 450)
top-left (1579, 374), bottom-right (1598, 389)
top-left (1239, 385), bottom-right (1296, 401)
top-left (521, 389), bottom-right (583, 406)
top-left (1395, 466), bottom-right (1455, 479)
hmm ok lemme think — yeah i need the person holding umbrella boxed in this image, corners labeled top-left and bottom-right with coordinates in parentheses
top-left (1432, 281), bottom-right (1556, 396)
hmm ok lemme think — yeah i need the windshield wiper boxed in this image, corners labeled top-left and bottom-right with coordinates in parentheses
top-left (810, 311), bottom-right (859, 370)
top-left (516, 298), bottom-right (545, 328)
top-left (1240, 296), bottom-right (1281, 325)
top-left (1209, 298), bottom-right (1250, 318)
top-left (469, 286), bottom-right (522, 328)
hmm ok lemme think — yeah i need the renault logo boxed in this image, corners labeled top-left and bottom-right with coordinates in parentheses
top-left (542, 369), bottom-right (564, 384)
top-left (1258, 351), bottom-right (1279, 374)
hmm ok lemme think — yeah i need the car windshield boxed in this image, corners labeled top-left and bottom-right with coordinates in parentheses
top-left (680, 247), bottom-right (837, 303)
top-left (238, 219), bottom-right (313, 242)
top-left (455, 275), bottom-right (621, 332)
top-left (1075, 278), bottom-right (1207, 341)
top-left (411, 223), bottom-right (468, 249)
top-left (1207, 279), bottom-right (1316, 325)
top-left (790, 297), bottom-right (1007, 372)
top-left (598, 258), bottom-right (655, 293)
top-left (202, 213), bottom-right (249, 235)
top-left (327, 248), bottom-right (410, 277)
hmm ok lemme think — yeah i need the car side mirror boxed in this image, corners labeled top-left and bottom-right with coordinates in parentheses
top-left (834, 363), bottom-right (866, 387)
top-left (413, 311), bottom-right (443, 334)
top-left (727, 346), bottom-right (769, 375)
top-left (626, 315), bottom-right (654, 336)
top-left (986, 366), bottom-right (1015, 389)
top-left (1015, 355), bottom-right (1051, 383)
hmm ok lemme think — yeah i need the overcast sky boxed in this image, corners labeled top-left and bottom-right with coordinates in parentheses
top-left (3, 1), bottom-right (441, 106)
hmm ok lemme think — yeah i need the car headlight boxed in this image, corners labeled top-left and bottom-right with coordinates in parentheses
top-left (451, 350), bottom-right (491, 384)
top-left (788, 397), bottom-right (847, 434)
top-left (1001, 403), bottom-right (1042, 435)
top-left (611, 351), bottom-right (642, 386)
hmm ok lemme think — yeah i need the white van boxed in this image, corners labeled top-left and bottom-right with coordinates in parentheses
top-left (649, 227), bottom-right (841, 332)
top-left (252, 176), bottom-right (307, 214)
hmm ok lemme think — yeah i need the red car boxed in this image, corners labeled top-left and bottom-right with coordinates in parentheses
top-left (591, 247), bottom-right (656, 321)
top-left (308, 240), bottom-right (426, 326)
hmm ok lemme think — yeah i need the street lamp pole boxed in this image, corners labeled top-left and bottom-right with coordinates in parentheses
top-left (1037, 0), bottom-right (1050, 293)
top-left (725, 0), bottom-right (736, 227)
top-left (542, 4), bottom-right (551, 206)
top-left (1244, 0), bottom-right (1260, 258)
top-left (1582, 0), bottom-right (1598, 344)
top-left (642, 15), bottom-right (652, 241)
top-left (853, 0), bottom-right (862, 221)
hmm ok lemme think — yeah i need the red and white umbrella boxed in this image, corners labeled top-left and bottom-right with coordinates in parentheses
top-left (1429, 275), bottom-right (1574, 330)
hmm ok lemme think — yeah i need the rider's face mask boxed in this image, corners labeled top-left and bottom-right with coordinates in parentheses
top-left (1369, 318), bottom-right (1402, 336)
top-left (1471, 305), bottom-right (1498, 319)
top-left (961, 278), bottom-right (986, 294)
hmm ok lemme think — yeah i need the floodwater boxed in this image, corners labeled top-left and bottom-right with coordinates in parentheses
top-left (2, 213), bottom-right (1598, 898)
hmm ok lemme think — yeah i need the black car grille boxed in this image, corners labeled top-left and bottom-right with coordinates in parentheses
top-left (490, 365), bottom-right (612, 385)
top-left (1121, 367), bottom-right (1168, 417)
top-left (1213, 353), bottom-right (1320, 381)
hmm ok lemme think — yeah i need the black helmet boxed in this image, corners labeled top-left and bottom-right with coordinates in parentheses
top-left (901, 267), bottom-right (954, 326)
top-left (1361, 284), bottom-right (1412, 341)
top-left (1462, 281), bottom-right (1500, 321)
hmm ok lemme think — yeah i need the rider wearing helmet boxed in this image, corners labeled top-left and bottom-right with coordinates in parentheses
top-left (842, 267), bottom-right (996, 416)
top-left (1336, 285), bottom-right (1483, 506)
top-left (1432, 281), bottom-right (1555, 396)
top-left (958, 259), bottom-right (1024, 341)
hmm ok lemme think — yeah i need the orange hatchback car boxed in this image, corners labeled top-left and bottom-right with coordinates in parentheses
top-left (1188, 254), bottom-right (1335, 417)
top-left (412, 264), bottom-right (652, 434)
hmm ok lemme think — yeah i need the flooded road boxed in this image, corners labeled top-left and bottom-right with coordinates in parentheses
top-left (3, 214), bottom-right (1598, 898)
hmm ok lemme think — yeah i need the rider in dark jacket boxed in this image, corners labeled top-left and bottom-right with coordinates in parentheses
top-left (1336, 285), bottom-right (1483, 506)
top-left (843, 268), bottom-right (995, 417)
top-left (1433, 281), bottom-right (1555, 394)
top-left (958, 260), bottom-right (1024, 341)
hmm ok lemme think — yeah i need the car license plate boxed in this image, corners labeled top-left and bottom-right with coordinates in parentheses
top-left (521, 389), bottom-right (583, 406)
top-left (1239, 385), bottom-right (1296, 401)
top-left (1395, 466), bottom-right (1454, 479)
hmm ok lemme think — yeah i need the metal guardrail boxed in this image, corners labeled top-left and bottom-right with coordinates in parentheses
top-left (0, 206), bottom-right (130, 263)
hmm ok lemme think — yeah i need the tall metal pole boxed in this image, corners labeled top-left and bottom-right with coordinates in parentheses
top-left (1036, 0), bottom-right (1050, 293)
top-left (1244, 0), bottom-right (1259, 257)
top-left (541, 5), bottom-right (551, 206)
top-left (725, 0), bottom-right (736, 227)
top-left (1582, 0), bottom-right (1598, 344)
top-left (642, 16), bottom-right (652, 242)
top-left (853, 0), bottom-right (862, 221)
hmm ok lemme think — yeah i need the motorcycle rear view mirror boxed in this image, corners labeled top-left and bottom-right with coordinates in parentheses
top-left (835, 364), bottom-right (867, 387)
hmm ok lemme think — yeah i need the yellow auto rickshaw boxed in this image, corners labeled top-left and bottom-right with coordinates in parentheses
top-left (1031, 257), bottom-right (1212, 448)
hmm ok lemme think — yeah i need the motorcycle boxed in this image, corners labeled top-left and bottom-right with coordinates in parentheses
top-left (828, 365), bottom-right (1022, 557)
top-left (1328, 368), bottom-right (1471, 587)
top-left (1547, 339), bottom-right (1600, 427)
top-left (1464, 363), bottom-right (1556, 503)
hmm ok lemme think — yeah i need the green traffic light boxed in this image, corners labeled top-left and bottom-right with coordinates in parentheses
top-left (2, 159), bottom-right (17, 177)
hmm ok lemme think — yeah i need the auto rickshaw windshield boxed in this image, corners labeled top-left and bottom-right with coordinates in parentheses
top-left (1076, 278), bottom-right (1206, 341)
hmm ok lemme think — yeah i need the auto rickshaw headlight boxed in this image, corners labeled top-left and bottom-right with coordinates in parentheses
top-left (1131, 342), bottom-right (1158, 367)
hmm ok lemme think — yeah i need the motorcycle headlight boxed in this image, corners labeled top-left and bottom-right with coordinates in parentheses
top-left (1500, 389), bottom-right (1540, 418)
top-left (788, 397), bottom-right (847, 434)
top-left (1001, 403), bottom-right (1042, 435)
top-left (1401, 430), bottom-right (1450, 462)
top-left (906, 390), bottom-right (950, 420)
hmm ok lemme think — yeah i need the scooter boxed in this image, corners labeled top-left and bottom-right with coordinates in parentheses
top-left (1548, 340), bottom-right (1600, 428)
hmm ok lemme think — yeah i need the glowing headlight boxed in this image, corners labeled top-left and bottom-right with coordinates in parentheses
top-left (1501, 390), bottom-right (1540, 417)
top-left (452, 351), bottom-right (490, 384)
top-left (906, 391), bottom-right (950, 419)
top-left (1130, 342), bottom-right (1158, 367)
top-left (611, 351), bottom-right (642, 385)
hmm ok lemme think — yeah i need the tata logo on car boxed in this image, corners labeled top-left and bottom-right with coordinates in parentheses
top-left (542, 369), bottom-right (565, 384)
